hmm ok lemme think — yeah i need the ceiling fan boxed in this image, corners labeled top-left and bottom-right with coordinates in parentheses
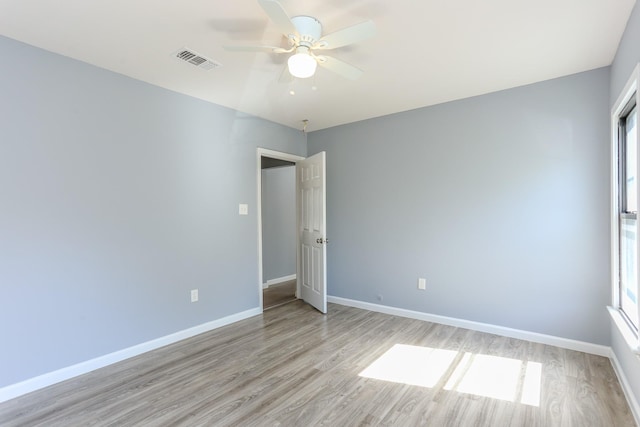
top-left (224, 0), bottom-right (375, 80)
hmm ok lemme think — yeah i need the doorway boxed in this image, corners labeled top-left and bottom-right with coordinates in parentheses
top-left (257, 149), bottom-right (304, 310)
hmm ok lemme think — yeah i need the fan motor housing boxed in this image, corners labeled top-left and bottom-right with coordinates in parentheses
top-left (291, 16), bottom-right (322, 46)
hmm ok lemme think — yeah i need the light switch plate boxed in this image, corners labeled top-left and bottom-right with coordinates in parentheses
top-left (191, 289), bottom-right (198, 302)
top-left (418, 278), bottom-right (426, 290)
top-left (239, 204), bottom-right (248, 215)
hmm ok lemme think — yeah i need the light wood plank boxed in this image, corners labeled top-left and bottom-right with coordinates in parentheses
top-left (0, 301), bottom-right (635, 426)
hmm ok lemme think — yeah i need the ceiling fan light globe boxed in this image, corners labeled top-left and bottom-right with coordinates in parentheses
top-left (288, 53), bottom-right (317, 79)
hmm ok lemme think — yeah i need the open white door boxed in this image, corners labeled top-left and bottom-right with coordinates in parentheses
top-left (297, 151), bottom-right (327, 313)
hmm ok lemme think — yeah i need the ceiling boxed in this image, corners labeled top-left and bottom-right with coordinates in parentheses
top-left (0, 0), bottom-right (636, 131)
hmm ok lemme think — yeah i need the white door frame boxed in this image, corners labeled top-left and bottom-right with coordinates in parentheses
top-left (256, 148), bottom-right (305, 311)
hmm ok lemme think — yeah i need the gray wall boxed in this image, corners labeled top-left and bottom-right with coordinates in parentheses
top-left (610, 1), bottom-right (640, 105)
top-left (261, 166), bottom-right (296, 283)
top-left (609, 0), bottom-right (640, 407)
top-left (308, 68), bottom-right (611, 345)
top-left (0, 35), bottom-right (305, 387)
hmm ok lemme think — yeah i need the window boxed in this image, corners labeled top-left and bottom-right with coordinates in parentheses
top-left (619, 101), bottom-right (638, 329)
top-left (612, 64), bottom-right (640, 343)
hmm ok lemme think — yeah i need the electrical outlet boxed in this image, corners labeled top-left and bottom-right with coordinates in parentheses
top-left (418, 278), bottom-right (426, 290)
top-left (238, 204), bottom-right (248, 215)
top-left (191, 289), bottom-right (199, 302)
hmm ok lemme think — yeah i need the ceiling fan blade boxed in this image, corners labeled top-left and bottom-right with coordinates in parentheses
top-left (315, 20), bottom-right (375, 50)
top-left (316, 55), bottom-right (364, 80)
top-left (257, 0), bottom-right (297, 37)
top-left (223, 45), bottom-right (291, 54)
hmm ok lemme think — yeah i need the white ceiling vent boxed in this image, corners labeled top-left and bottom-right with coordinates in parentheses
top-left (173, 48), bottom-right (221, 70)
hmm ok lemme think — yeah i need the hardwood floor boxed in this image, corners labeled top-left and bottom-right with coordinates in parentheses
top-left (0, 301), bottom-right (635, 426)
top-left (263, 280), bottom-right (296, 309)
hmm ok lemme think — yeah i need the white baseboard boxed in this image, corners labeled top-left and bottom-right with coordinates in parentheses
top-left (327, 296), bottom-right (610, 357)
top-left (609, 348), bottom-right (640, 426)
top-left (263, 274), bottom-right (296, 289)
top-left (0, 307), bottom-right (261, 404)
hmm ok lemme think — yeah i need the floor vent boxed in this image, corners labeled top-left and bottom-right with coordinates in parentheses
top-left (173, 48), bottom-right (221, 70)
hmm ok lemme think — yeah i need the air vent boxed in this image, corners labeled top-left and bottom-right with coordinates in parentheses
top-left (173, 48), bottom-right (221, 70)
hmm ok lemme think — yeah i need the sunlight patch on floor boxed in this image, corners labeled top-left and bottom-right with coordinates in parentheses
top-left (359, 344), bottom-right (542, 407)
top-left (359, 344), bottom-right (458, 388)
top-left (520, 361), bottom-right (542, 406)
top-left (444, 352), bottom-right (521, 401)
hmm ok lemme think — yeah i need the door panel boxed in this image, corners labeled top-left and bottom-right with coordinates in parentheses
top-left (297, 152), bottom-right (327, 313)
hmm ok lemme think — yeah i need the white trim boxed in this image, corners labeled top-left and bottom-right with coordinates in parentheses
top-left (263, 274), bottom-right (297, 289)
top-left (611, 86), bottom-right (621, 311)
top-left (610, 347), bottom-right (640, 425)
top-left (0, 307), bottom-right (261, 403)
top-left (327, 296), bottom-right (610, 357)
top-left (609, 64), bottom-right (640, 427)
top-left (610, 63), bottom-right (640, 345)
top-left (608, 306), bottom-right (640, 354)
top-left (257, 148), bottom-right (305, 163)
top-left (256, 148), bottom-right (304, 311)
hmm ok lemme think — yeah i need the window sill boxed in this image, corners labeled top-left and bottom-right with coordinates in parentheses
top-left (608, 306), bottom-right (640, 355)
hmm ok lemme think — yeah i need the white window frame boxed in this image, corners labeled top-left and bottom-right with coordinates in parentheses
top-left (610, 63), bottom-right (640, 352)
